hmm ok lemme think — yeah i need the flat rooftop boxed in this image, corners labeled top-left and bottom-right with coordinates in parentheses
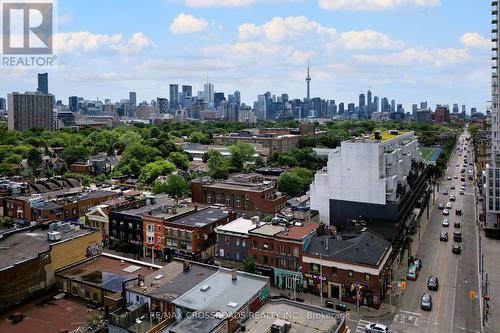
top-left (215, 217), bottom-right (264, 235)
top-left (126, 260), bottom-right (218, 303)
top-left (0, 226), bottom-right (94, 270)
top-left (113, 195), bottom-right (175, 217)
top-left (249, 224), bottom-right (285, 237)
top-left (167, 207), bottom-right (229, 227)
top-left (0, 294), bottom-right (99, 333)
top-left (245, 300), bottom-right (344, 333)
top-left (57, 255), bottom-right (154, 293)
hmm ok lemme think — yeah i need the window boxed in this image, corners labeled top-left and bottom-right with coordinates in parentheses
top-left (245, 194), bottom-right (249, 200)
top-left (219, 248), bottom-right (224, 257)
top-left (236, 238), bottom-right (240, 246)
top-left (147, 224), bottom-right (154, 232)
top-left (293, 247), bottom-right (299, 257)
top-left (180, 230), bottom-right (185, 239)
top-left (207, 193), bottom-right (212, 204)
top-left (236, 252), bottom-right (240, 260)
top-left (128, 222), bottom-right (133, 230)
top-left (242, 239), bottom-right (246, 247)
top-left (172, 229), bottom-right (178, 237)
top-left (245, 202), bottom-right (248, 208)
top-left (186, 232), bottom-right (192, 240)
top-left (226, 196), bottom-right (231, 205)
top-left (147, 236), bottom-right (154, 244)
top-left (157, 225), bottom-right (161, 231)
top-left (348, 270), bottom-right (354, 278)
top-left (331, 267), bottom-right (338, 276)
top-left (365, 273), bottom-right (370, 282)
top-left (312, 264), bottom-right (319, 273)
top-left (263, 243), bottom-right (269, 250)
top-left (216, 194), bottom-right (221, 204)
top-left (253, 240), bottom-right (257, 248)
top-left (236, 197), bottom-right (241, 208)
top-left (225, 236), bottom-right (230, 244)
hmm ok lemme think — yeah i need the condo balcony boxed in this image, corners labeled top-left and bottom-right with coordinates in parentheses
top-left (493, 1), bottom-right (498, 7)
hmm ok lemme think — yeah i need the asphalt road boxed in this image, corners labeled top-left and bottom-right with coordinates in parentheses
top-left (388, 131), bottom-right (481, 333)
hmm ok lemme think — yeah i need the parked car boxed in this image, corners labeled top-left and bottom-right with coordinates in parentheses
top-left (447, 176), bottom-right (452, 180)
top-left (414, 258), bottom-right (423, 270)
top-left (460, 190), bottom-right (465, 195)
top-left (454, 221), bottom-right (461, 228)
top-left (427, 276), bottom-right (439, 291)
top-left (452, 245), bottom-right (462, 254)
top-left (443, 190), bottom-right (449, 195)
top-left (442, 219), bottom-right (449, 227)
top-left (421, 293), bottom-right (432, 311)
top-left (450, 195), bottom-right (456, 202)
top-left (440, 231), bottom-right (448, 241)
top-left (450, 185), bottom-right (456, 190)
top-left (365, 323), bottom-right (389, 333)
top-left (407, 264), bottom-right (418, 281)
top-left (456, 209), bottom-right (462, 216)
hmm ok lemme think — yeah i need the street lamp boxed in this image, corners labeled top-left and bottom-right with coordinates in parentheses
top-left (293, 266), bottom-right (302, 301)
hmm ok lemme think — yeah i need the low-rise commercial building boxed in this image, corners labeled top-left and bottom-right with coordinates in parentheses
top-left (191, 174), bottom-right (287, 215)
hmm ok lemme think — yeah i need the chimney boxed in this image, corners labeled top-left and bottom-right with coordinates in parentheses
top-left (231, 268), bottom-right (237, 281)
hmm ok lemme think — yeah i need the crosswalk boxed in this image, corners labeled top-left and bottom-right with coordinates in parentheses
top-left (354, 319), bottom-right (372, 333)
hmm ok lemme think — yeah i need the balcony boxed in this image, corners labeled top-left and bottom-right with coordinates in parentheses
top-left (493, 1), bottom-right (498, 6)
top-left (493, 20), bottom-right (498, 25)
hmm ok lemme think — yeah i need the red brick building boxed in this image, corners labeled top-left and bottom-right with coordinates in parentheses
top-left (434, 106), bottom-right (450, 123)
top-left (191, 174), bottom-right (287, 215)
top-left (143, 206), bottom-right (236, 263)
top-left (247, 221), bottom-right (319, 289)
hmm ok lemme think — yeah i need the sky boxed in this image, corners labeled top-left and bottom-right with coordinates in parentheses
top-left (0, 0), bottom-right (493, 112)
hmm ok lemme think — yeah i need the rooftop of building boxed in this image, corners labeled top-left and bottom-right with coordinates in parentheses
top-left (305, 230), bottom-right (391, 266)
top-left (166, 207), bottom-right (230, 227)
top-left (275, 221), bottom-right (319, 240)
top-left (249, 223), bottom-right (285, 237)
top-left (367, 130), bottom-right (412, 142)
top-left (245, 300), bottom-right (344, 333)
top-left (126, 260), bottom-right (218, 302)
top-left (193, 174), bottom-right (277, 193)
top-left (57, 255), bottom-right (154, 293)
top-left (215, 217), bottom-right (264, 235)
top-left (111, 195), bottom-right (176, 217)
top-left (0, 223), bottom-right (95, 270)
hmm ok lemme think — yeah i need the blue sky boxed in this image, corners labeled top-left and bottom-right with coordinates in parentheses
top-left (1, 0), bottom-right (492, 112)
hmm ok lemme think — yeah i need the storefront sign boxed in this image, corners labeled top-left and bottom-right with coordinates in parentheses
top-left (304, 272), bottom-right (327, 281)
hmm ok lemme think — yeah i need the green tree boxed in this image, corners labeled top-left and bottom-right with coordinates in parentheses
top-left (2, 216), bottom-right (13, 228)
top-left (188, 131), bottom-right (208, 144)
top-left (229, 143), bottom-right (255, 172)
top-left (277, 172), bottom-right (304, 197)
top-left (243, 256), bottom-right (256, 273)
top-left (151, 181), bottom-right (169, 194)
top-left (139, 160), bottom-right (176, 184)
top-left (165, 174), bottom-right (190, 202)
top-left (207, 151), bottom-right (230, 179)
top-left (297, 135), bottom-right (317, 148)
top-left (168, 152), bottom-right (189, 170)
top-left (61, 145), bottom-right (89, 166)
top-left (27, 148), bottom-right (42, 176)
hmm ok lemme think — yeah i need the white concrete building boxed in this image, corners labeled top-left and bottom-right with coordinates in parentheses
top-left (310, 130), bottom-right (423, 225)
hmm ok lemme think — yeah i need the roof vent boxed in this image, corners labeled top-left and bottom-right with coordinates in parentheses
top-left (200, 285), bottom-right (210, 292)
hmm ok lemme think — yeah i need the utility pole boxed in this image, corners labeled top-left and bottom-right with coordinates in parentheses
top-left (319, 254), bottom-right (323, 306)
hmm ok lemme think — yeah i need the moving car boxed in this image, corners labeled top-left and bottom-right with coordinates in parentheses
top-left (443, 190), bottom-right (449, 195)
top-left (439, 231), bottom-right (448, 241)
top-left (365, 323), bottom-right (389, 333)
top-left (427, 276), bottom-right (439, 291)
top-left (454, 221), bottom-right (461, 228)
top-left (438, 203), bottom-right (444, 210)
top-left (450, 195), bottom-right (456, 202)
top-left (452, 245), bottom-right (462, 254)
top-left (414, 258), bottom-right (423, 270)
top-left (454, 231), bottom-right (462, 242)
top-left (454, 176), bottom-right (458, 179)
top-left (421, 293), bottom-right (432, 311)
top-left (443, 209), bottom-right (449, 216)
top-left (456, 209), bottom-right (462, 216)
top-left (442, 219), bottom-right (449, 227)
top-left (446, 202), bottom-right (452, 209)
top-left (450, 185), bottom-right (456, 190)
top-left (447, 176), bottom-right (452, 180)
top-left (460, 189), bottom-right (465, 195)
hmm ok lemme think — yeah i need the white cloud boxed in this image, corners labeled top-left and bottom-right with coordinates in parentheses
top-left (239, 16), bottom-right (336, 42)
top-left (318, 0), bottom-right (440, 11)
top-left (334, 30), bottom-right (404, 49)
top-left (460, 32), bottom-right (490, 49)
top-left (59, 14), bottom-right (73, 25)
top-left (54, 31), bottom-right (154, 56)
top-left (353, 47), bottom-right (470, 66)
top-left (170, 13), bottom-right (208, 34)
top-left (185, 0), bottom-right (255, 7)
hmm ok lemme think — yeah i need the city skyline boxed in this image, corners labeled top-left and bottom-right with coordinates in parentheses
top-left (0, 0), bottom-right (491, 111)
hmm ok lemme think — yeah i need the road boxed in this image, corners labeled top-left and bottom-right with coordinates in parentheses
top-left (349, 131), bottom-right (482, 333)
top-left (391, 131), bottom-right (481, 333)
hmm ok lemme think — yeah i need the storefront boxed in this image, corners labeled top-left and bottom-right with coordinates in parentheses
top-left (303, 272), bottom-right (327, 295)
top-left (255, 265), bottom-right (274, 280)
top-left (342, 281), bottom-right (380, 309)
top-left (273, 268), bottom-right (303, 290)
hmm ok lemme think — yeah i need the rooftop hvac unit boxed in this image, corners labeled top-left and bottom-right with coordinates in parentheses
top-left (47, 231), bottom-right (61, 242)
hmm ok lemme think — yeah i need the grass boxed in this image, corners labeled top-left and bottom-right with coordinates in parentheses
top-left (420, 147), bottom-right (437, 161)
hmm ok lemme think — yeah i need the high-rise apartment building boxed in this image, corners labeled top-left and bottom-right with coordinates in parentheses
top-left (483, 1), bottom-right (500, 236)
top-left (37, 73), bottom-right (48, 94)
top-left (8, 92), bottom-right (55, 131)
top-left (69, 96), bottom-right (78, 112)
top-left (169, 84), bottom-right (179, 109)
top-left (204, 82), bottom-right (214, 103)
top-left (129, 92), bottom-right (137, 106)
top-left (0, 97), bottom-right (5, 111)
top-left (157, 97), bottom-right (168, 114)
top-left (359, 93), bottom-right (366, 115)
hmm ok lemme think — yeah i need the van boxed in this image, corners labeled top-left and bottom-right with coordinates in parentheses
top-left (453, 231), bottom-right (462, 242)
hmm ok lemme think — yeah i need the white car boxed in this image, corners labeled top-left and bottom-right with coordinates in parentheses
top-left (365, 323), bottom-right (389, 333)
top-left (442, 218), bottom-right (449, 227)
top-left (446, 202), bottom-right (452, 209)
top-left (450, 195), bottom-right (456, 202)
top-left (443, 209), bottom-right (449, 216)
